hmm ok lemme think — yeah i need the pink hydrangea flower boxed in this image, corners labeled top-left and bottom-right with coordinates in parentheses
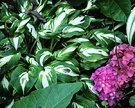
top-left (90, 44), bottom-right (135, 106)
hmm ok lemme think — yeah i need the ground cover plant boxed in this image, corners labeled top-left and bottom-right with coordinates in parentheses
top-left (0, 0), bottom-right (135, 108)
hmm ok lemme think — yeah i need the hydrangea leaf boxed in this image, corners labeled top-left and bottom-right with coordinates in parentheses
top-left (35, 66), bottom-right (57, 89)
top-left (96, 0), bottom-right (131, 22)
top-left (129, 95), bottom-right (135, 106)
top-left (53, 44), bottom-right (78, 61)
top-left (12, 82), bottom-right (82, 108)
top-left (126, 7), bottom-right (135, 45)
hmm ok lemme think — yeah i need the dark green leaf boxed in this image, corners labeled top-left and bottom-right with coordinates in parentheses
top-left (96, 0), bottom-right (131, 22)
top-left (12, 82), bottom-right (82, 108)
top-left (0, 31), bottom-right (5, 41)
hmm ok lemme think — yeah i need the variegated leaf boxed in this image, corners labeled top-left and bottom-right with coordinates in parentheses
top-left (77, 42), bottom-right (109, 70)
top-left (36, 0), bottom-right (48, 12)
top-left (67, 38), bottom-right (89, 43)
top-left (35, 66), bottom-right (57, 89)
top-left (10, 34), bottom-right (24, 50)
top-left (0, 53), bottom-right (21, 74)
top-left (53, 44), bottom-right (77, 60)
top-left (1, 76), bottom-right (9, 91)
top-left (127, 7), bottom-right (135, 45)
top-left (54, 65), bottom-right (79, 76)
top-left (15, 17), bottom-right (31, 32)
top-left (10, 65), bottom-right (40, 94)
top-left (27, 23), bottom-right (37, 39)
top-left (5, 99), bottom-right (14, 108)
top-left (82, 0), bottom-right (97, 11)
top-left (19, 72), bottom-right (29, 94)
top-left (25, 56), bottom-right (38, 66)
top-left (56, 4), bottom-right (76, 15)
top-left (92, 29), bottom-right (123, 48)
top-left (36, 49), bottom-right (52, 66)
top-left (62, 26), bottom-right (85, 38)
top-left (51, 60), bottom-right (80, 75)
top-left (69, 15), bottom-right (93, 29)
top-left (17, 0), bottom-right (31, 12)
top-left (50, 61), bottom-right (79, 82)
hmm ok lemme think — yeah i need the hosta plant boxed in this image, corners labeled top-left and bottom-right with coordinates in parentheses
top-left (0, 0), bottom-right (135, 108)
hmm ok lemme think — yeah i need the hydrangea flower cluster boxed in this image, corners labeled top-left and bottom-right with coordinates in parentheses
top-left (90, 44), bottom-right (135, 106)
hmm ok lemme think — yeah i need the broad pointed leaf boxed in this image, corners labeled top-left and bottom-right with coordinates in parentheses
top-left (12, 82), bottom-right (82, 108)
top-left (96, 0), bottom-right (131, 22)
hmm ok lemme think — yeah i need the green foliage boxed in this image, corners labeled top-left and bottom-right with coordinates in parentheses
top-left (0, 0), bottom-right (134, 108)
top-left (12, 82), bottom-right (82, 108)
top-left (129, 95), bottom-right (135, 106)
top-left (127, 7), bottom-right (135, 45)
top-left (96, 0), bottom-right (131, 22)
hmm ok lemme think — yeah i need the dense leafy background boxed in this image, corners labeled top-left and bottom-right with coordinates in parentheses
top-left (0, 0), bottom-right (135, 108)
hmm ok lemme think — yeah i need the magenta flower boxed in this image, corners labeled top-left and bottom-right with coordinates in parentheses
top-left (90, 44), bottom-right (135, 106)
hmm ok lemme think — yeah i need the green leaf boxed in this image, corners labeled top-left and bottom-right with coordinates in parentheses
top-left (12, 82), bottom-right (82, 108)
top-left (129, 95), bottom-right (135, 106)
top-left (69, 95), bottom-right (97, 108)
top-left (66, 0), bottom-right (87, 7)
top-left (96, 0), bottom-right (131, 22)
top-left (0, 31), bottom-right (5, 41)
top-left (127, 7), bottom-right (135, 45)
